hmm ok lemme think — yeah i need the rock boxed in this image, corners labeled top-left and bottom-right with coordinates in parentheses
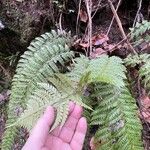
top-left (0, 0), bottom-right (54, 54)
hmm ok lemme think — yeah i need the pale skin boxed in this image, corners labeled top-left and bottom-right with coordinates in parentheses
top-left (22, 102), bottom-right (87, 150)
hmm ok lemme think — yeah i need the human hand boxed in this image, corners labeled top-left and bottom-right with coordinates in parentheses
top-left (22, 102), bottom-right (87, 150)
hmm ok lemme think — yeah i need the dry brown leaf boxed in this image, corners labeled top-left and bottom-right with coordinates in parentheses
top-left (74, 39), bottom-right (81, 45)
top-left (0, 94), bottom-right (5, 102)
top-left (90, 48), bottom-right (106, 59)
top-left (79, 42), bottom-right (89, 48)
top-left (141, 96), bottom-right (150, 109)
top-left (90, 137), bottom-right (96, 150)
top-left (90, 137), bottom-right (102, 150)
top-left (141, 109), bottom-right (150, 123)
top-left (140, 42), bottom-right (150, 51)
top-left (139, 93), bottom-right (150, 123)
top-left (103, 43), bottom-right (116, 52)
top-left (79, 10), bottom-right (88, 23)
top-left (92, 34), bottom-right (109, 46)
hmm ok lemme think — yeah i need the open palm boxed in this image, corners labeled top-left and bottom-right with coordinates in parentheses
top-left (22, 102), bottom-right (87, 150)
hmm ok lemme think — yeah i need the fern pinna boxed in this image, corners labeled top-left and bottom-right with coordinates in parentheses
top-left (2, 30), bottom-right (143, 150)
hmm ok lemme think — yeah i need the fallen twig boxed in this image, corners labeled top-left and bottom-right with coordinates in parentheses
top-left (108, 0), bottom-right (137, 54)
top-left (59, 13), bottom-right (63, 33)
top-left (85, 0), bottom-right (93, 54)
top-left (106, 0), bottom-right (122, 36)
top-left (133, 0), bottom-right (143, 27)
top-left (92, 0), bottom-right (103, 18)
top-left (76, 0), bottom-right (82, 35)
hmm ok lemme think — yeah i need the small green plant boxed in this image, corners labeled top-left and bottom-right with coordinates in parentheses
top-left (128, 20), bottom-right (150, 96)
top-left (53, 0), bottom-right (74, 13)
top-left (2, 30), bottom-right (143, 150)
top-left (125, 54), bottom-right (150, 96)
top-left (130, 20), bottom-right (150, 46)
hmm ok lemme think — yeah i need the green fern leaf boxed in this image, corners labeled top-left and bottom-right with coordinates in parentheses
top-left (2, 31), bottom-right (74, 150)
top-left (12, 82), bottom-right (89, 132)
top-left (125, 54), bottom-right (150, 95)
top-left (124, 54), bottom-right (150, 67)
top-left (70, 55), bottom-right (126, 88)
top-left (6, 71), bottom-right (91, 134)
top-left (130, 20), bottom-right (150, 46)
top-left (87, 55), bottom-right (126, 87)
top-left (14, 83), bottom-right (68, 130)
top-left (91, 83), bottom-right (143, 150)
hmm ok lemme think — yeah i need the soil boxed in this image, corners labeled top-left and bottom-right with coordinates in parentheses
top-left (0, 0), bottom-right (150, 149)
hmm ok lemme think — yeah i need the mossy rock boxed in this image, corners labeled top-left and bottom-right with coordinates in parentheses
top-left (0, 0), bottom-right (54, 54)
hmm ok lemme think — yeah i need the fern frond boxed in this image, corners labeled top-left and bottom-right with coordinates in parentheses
top-left (87, 55), bottom-right (126, 87)
top-left (48, 73), bottom-right (92, 110)
top-left (91, 83), bottom-right (142, 150)
top-left (1, 127), bottom-right (19, 150)
top-left (6, 70), bottom-right (91, 134)
top-left (2, 31), bottom-right (74, 150)
top-left (68, 55), bottom-right (90, 82)
top-left (11, 38), bottom-right (73, 110)
top-left (70, 55), bottom-right (126, 88)
top-left (13, 80), bottom-right (90, 132)
top-left (14, 83), bottom-right (69, 130)
top-left (125, 53), bottom-right (150, 95)
top-left (19, 30), bottom-right (71, 67)
top-left (48, 73), bottom-right (75, 94)
top-left (130, 20), bottom-right (150, 46)
top-left (124, 54), bottom-right (150, 67)
top-left (130, 20), bottom-right (150, 39)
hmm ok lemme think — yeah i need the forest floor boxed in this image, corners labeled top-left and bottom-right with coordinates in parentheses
top-left (0, 0), bottom-right (150, 149)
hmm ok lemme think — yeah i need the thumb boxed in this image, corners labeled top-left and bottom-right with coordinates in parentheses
top-left (23, 106), bottom-right (55, 150)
